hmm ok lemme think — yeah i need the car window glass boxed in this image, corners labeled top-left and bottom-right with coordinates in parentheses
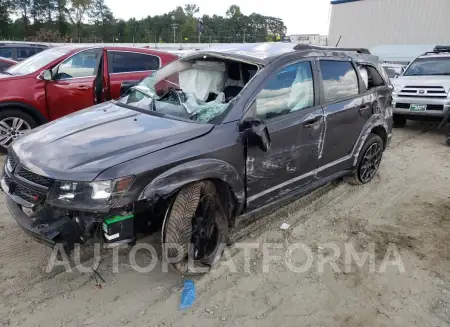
top-left (0, 61), bottom-right (10, 70)
top-left (55, 49), bottom-right (101, 79)
top-left (108, 51), bottom-right (160, 73)
top-left (320, 60), bottom-right (359, 102)
top-left (0, 47), bottom-right (13, 59)
top-left (358, 64), bottom-right (385, 90)
top-left (17, 47), bottom-right (41, 60)
top-left (255, 61), bottom-right (314, 120)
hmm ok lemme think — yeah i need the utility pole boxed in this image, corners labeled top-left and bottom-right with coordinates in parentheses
top-left (170, 15), bottom-right (178, 44)
top-left (198, 18), bottom-right (204, 43)
top-left (243, 28), bottom-right (246, 43)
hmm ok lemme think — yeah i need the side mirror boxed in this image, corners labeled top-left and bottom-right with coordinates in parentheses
top-left (242, 118), bottom-right (271, 152)
top-left (41, 69), bottom-right (52, 81)
top-left (120, 81), bottom-right (139, 97)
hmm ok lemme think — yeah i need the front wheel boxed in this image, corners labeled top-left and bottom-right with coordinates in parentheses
top-left (0, 109), bottom-right (37, 153)
top-left (347, 134), bottom-right (384, 185)
top-left (162, 181), bottom-right (228, 275)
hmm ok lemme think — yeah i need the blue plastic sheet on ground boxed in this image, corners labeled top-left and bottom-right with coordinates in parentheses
top-left (179, 280), bottom-right (196, 310)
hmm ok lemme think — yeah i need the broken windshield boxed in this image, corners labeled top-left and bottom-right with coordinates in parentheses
top-left (118, 56), bottom-right (259, 123)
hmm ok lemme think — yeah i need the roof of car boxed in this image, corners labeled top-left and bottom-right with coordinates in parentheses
top-left (0, 43), bottom-right (48, 48)
top-left (184, 43), bottom-right (379, 65)
top-left (418, 53), bottom-right (450, 59)
top-left (44, 45), bottom-right (178, 58)
top-left (188, 43), bottom-right (297, 64)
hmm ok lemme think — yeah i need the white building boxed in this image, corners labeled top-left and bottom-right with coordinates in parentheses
top-left (328, 0), bottom-right (450, 48)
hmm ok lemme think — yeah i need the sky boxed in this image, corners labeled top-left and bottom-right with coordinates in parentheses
top-left (107, 0), bottom-right (332, 35)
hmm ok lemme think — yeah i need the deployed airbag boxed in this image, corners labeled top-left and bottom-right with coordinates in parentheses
top-left (179, 61), bottom-right (227, 101)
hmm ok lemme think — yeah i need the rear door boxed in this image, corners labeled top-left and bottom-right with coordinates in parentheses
top-left (316, 59), bottom-right (367, 176)
top-left (45, 48), bottom-right (103, 120)
top-left (245, 59), bottom-right (324, 210)
top-left (106, 51), bottom-right (160, 99)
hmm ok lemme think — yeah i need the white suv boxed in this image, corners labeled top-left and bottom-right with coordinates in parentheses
top-left (392, 46), bottom-right (450, 126)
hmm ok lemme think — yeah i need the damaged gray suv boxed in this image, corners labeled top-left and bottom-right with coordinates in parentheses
top-left (1, 44), bottom-right (393, 274)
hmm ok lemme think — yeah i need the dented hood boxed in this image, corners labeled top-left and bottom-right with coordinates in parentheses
top-left (12, 102), bottom-right (213, 181)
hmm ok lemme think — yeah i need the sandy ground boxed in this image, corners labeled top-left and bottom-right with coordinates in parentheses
top-left (1, 122), bottom-right (450, 327)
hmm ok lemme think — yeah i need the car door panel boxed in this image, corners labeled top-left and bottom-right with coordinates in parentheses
top-left (245, 60), bottom-right (324, 210)
top-left (45, 77), bottom-right (96, 120)
top-left (109, 72), bottom-right (152, 99)
top-left (45, 49), bottom-right (103, 120)
top-left (106, 51), bottom-right (160, 99)
top-left (317, 60), bottom-right (368, 173)
top-left (246, 106), bottom-right (324, 209)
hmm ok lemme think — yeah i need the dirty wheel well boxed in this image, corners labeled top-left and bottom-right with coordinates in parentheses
top-left (209, 178), bottom-right (238, 227)
top-left (153, 178), bottom-right (238, 229)
top-left (371, 126), bottom-right (388, 149)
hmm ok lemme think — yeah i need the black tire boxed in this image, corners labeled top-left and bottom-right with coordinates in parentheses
top-left (393, 114), bottom-right (407, 128)
top-left (347, 134), bottom-right (384, 185)
top-left (162, 181), bottom-right (227, 275)
top-left (0, 109), bottom-right (37, 153)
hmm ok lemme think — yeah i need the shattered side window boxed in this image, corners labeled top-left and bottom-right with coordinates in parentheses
top-left (255, 61), bottom-right (314, 120)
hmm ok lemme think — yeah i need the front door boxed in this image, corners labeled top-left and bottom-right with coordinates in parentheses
top-left (245, 60), bottom-right (324, 210)
top-left (45, 49), bottom-right (103, 120)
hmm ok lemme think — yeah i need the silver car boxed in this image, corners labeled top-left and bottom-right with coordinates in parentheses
top-left (392, 46), bottom-right (450, 126)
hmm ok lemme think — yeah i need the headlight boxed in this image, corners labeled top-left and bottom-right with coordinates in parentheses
top-left (46, 176), bottom-right (134, 211)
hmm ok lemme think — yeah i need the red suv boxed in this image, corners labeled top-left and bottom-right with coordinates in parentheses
top-left (0, 46), bottom-right (178, 151)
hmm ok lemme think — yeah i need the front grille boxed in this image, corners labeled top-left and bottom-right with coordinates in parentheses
top-left (3, 171), bottom-right (45, 204)
top-left (14, 183), bottom-right (45, 204)
top-left (16, 165), bottom-right (53, 188)
top-left (398, 85), bottom-right (447, 98)
top-left (4, 173), bottom-right (11, 186)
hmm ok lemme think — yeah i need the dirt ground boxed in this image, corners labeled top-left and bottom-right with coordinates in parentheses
top-left (1, 122), bottom-right (450, 327)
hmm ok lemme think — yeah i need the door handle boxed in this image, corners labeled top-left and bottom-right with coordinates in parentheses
top-left (359, 104), bottom-right (371, 112)
top-left (77, 85), bottom-right (90, 90)
top-left (303, 116), bottom-right (322, 128)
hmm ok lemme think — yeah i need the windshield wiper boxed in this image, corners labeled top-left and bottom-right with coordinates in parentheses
top-left (1, 71), bottom-right (13, 75)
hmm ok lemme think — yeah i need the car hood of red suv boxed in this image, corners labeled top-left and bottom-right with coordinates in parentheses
top-left (11, 101), bottom-right (213, 181)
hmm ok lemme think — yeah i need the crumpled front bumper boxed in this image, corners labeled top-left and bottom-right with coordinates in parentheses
top-left (1, 177), bottom-right (92, 251)
top-left (5, 194), bottom-right (63, 246)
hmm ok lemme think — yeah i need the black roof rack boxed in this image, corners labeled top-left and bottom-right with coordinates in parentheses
top-left (423, 45), bottom-right (450, 55)
top-left (293, 44), bottom-right (371, 54)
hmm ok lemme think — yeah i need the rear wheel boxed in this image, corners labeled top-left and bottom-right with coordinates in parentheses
top-left (162, 181), bottom-right (227, 275)
top-left (0, 109), bottom-right (37, 153)
top-left (347, 134), bottom-right (384, 185)
top-left (393, 114), bottom-right (407, 127)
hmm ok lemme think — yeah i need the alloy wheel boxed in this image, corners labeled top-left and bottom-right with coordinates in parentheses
top-left (359, 142), bottom-right (382, 183)
top-left (190, 193), bottom-right (219, 262)
top-left (0, 117), bottom-right (31, 147)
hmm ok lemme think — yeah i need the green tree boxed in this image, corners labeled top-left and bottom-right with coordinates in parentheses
top-left (67, 0), bottom-right (92, 39)
top-left (88, 0), bottom-right (114, 42)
